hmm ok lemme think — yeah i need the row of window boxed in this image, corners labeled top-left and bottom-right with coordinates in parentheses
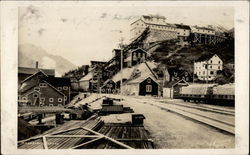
top-left (58, 86), bottom-right (69, 91)
top-left (197, 71), bottom-right (215, 76)
top-left (196, 65), bottom-right (221, 70)
top-left (39, 103), bottom-right (63, 107)
top-left (22, 96), bottom-right (67, 102)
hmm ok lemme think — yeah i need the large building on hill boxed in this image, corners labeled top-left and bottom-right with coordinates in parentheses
top-left (130, 15), bottom-right (178, 42)
top-left (175, 24), bottom-right (191, 41)
top-left (194, 54), bottom-right (223, 81)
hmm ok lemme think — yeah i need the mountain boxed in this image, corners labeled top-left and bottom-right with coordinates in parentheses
top-left (18, 44), bottom-right (76, 76)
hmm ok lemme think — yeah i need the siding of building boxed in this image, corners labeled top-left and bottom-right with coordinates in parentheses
top-left (194, 54), bottom-right (223, 81)
top-left (20, 81), bottom-right (65, 107)
top-left (139, 77), bottom-right (158, 96)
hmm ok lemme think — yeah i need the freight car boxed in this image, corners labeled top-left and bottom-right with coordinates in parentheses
top-left (179, 83), bottom-right (235, 106)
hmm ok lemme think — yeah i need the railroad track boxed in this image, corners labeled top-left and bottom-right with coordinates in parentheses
top-left (135, 99), bottom-right (235, 135)
top-left (159, 101), bottom-right (235, 116)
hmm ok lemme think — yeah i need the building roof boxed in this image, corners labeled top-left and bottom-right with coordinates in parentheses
top-left (164, 79), bottom-right (189, 88)
top-left (79, 72), bottom-right (93, 82)
top-left (42, 77), bottom-right (71, 87)
top-left (175, 24), bottom-right (191, 30)
top-left (124, 62), bottom-right (158, 85)
top-left (18, 67), bottom-right (55, 76)
top-left (196, 54), bottom-right (220, 62)
top-left (193, 26), bottom-right (215, 31)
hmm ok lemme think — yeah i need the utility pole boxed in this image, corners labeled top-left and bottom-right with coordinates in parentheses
top-left (119, 30), bottom-right (124, 96)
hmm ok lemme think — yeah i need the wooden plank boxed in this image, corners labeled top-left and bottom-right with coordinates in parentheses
top-left (82, 127), bottom-right (134, 149)
top-left (42, 136), bottom-right (48, 149)
top-left (46, 135), bottom-right (101, 138)
top-left (71, 137), bottom-right (104, 149)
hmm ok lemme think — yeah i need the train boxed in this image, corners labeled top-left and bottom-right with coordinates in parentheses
top-left (178, 83), bottom-right (235, 106)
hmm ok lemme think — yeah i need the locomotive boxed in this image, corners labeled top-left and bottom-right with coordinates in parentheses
top-left (178, 83), bottom-right (235, 106)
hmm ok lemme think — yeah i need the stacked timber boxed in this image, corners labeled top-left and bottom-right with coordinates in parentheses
top-left (18, 115), bottom-right (104, 149)
top-left (213, 83), bottom-right (234, 95)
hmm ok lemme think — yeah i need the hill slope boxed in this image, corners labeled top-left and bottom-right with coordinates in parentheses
top-left (18, 44), bottom-right (76, 76)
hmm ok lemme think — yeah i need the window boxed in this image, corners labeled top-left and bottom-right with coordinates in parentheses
top-left (34, 87), bottom-right (40, 91)
top-left (218, 61), bottom-right (221, 64)
top-left (64, 96), bottom-right (67, 101)
top-left (22, 97), bottom-right (27, 101)
top-left (39, 83), bottom-right (47, 87)
top-left (63, 86), bottom-right (68, 90)
top-left (58, 98), bottom-right (63, 102)
top-left (210, 71), bottom-right (214, 75)
top-left (146, 85), bottom-right (152, 92)
top-left (49, 98), bottom-right (54, 102)
top-left (49, 104), bottom-right (53, 107)
top-left (218, 66), bottom-right (220, 69)
top-left (33, 94), bottom-right (38, 98)
top-left (147, 78), bottom-right (151, 83)
top-left (58, 87), bottom-right (62, 91)
top-left (40, 97), bottom-right (45, 102)
top-left (210, 60), bottom-right (213, 63)
top-left (210, 65), bottom-right (212, 69)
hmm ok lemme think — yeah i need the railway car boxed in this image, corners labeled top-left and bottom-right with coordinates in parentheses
top-left (179, 83), bottom-right (235, 106)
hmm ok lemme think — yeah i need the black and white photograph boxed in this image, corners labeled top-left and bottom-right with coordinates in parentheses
top-left (1, 1), bottom-right (249, 154)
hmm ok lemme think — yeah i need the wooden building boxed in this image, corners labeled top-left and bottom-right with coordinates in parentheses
top-left (18, 71), bottom-right (66, 107)
top-left (42, 77), bottom-right (71, 103)
top-left (163, 79), bottom-right (189, 99)
top-left (19, 80), bottom-right (66, 107)
top-left (124, 48), bottom-right (149, 67)
top-left (168, 67), bottom-right (192, 82)
top-left (18, 62), bottom-right (55, 88)
top-left (100, 79), bottom-right (117, 94)
top-left (123, 62), bottom-right (159, 96)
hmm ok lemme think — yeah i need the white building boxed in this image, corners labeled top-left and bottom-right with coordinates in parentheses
top-left (190, 26), bottom-right (215, 35)
top-left (175, 24), bottom-right (191, 41)
top-left (130, 15), bottom-right (178, 42)
top-left (194, 54), bottom-right (223, 81)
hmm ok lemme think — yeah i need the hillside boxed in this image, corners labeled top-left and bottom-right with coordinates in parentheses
top-left (18, 44), bottom-right (76, 76)
top-left (149, 38), bottom-right (234, 83)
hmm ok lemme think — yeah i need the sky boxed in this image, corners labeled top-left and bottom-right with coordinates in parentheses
top-left (18, 2), bottom-right (234, 66)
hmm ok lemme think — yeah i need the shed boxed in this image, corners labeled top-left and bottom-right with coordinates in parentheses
top-left (163, 79), bottom-right (189, 99)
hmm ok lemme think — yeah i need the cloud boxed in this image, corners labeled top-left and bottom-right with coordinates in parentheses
top-left (38, 28), bottom-right (46, 36)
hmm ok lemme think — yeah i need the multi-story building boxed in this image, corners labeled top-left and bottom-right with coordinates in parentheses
top-left (130, 15), bottom-right (178, 42)
top-left (194, 54), bottom-right (223, 81)
top-left (18, 71), bottom-right (66, 107)
top-left (124, 48), bottom-right (148, 67)
top-left (175, 24), bottom-right (191, 41)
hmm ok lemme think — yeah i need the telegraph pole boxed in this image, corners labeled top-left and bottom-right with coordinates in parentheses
top-left (119, 31), bottom-right (124, 96)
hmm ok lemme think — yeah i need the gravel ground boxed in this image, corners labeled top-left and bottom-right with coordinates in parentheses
top-left (120, 96), bottom-right (235, 149)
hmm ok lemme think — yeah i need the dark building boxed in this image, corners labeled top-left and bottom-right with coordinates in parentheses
top-left (42, 77), bottom-right (71, 103)
top-left (124, 48), bottom-right (148, 67)
top-left (100, 79), bottom-right (117, 94)
top-left (18, 71), bottom-right (66, 107)
top-left (139, 77), bottom-right (158, 96)
top-left (168, 67), bottom-right (192, 82)
top-left (18, 62), bottom-right (55, 87)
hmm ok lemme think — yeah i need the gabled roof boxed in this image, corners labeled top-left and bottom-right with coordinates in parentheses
top-left (18, 67), bottom-right (55, 76)
top-left (42, 77), bottom-right (71, 87)
top-left (123, 62), bottom-right (158, 85)
top-left (175, 24), bottom-right (191, 30)
top-left (196, 54), bottom-right (220, 62)
top-left (21, 70), bottom-right (48, 84)
top-left (41, 80), bottom-right (65, 97)
top-left (164, 79), bottom-right (189, 88)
